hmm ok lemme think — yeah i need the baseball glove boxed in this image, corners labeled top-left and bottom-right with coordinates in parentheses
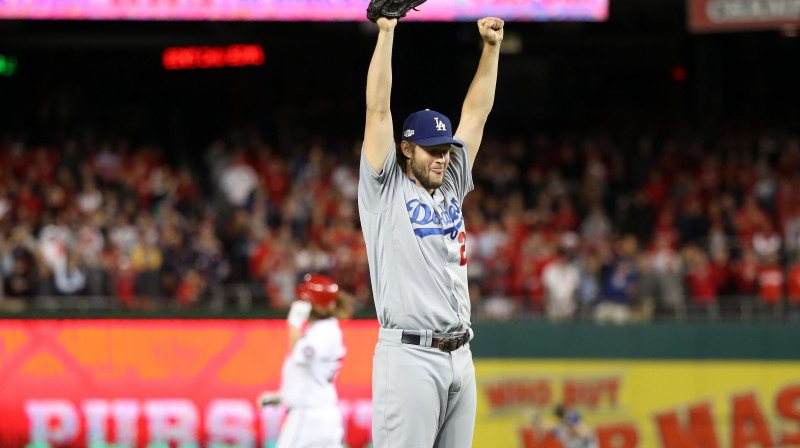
top-left (367, 0), bottom-right (428, 22)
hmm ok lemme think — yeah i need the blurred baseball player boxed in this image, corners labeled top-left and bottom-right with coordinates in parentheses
top-left (359, 15), bottom-right (504, 448)
top-left (551, 404), bottom-right (599, 448)
top-left (257, 274), bottom-right (354, 448)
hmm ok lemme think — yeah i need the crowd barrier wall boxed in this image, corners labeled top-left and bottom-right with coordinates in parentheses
top-left (0, 319), bottom-right (797, 447)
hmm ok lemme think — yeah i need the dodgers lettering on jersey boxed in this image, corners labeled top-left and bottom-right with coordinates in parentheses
top-left (407, 197), bottom-right (463, 239)
top-left (358, 137), bottom-right (474, 333)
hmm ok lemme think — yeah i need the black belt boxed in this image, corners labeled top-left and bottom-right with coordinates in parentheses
top-left (401, 331), bottom-right (469, 352)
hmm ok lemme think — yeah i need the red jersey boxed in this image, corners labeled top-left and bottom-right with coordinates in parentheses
top-left (787, 265), bottom-right (800, 303)
top-left (758, 265), bottom-right (784, 305)
top-left (686, 265), bottom-right (717, 304)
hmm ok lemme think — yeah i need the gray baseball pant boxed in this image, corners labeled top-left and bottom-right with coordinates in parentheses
top-left (372, 328), bottom-right (477, 448)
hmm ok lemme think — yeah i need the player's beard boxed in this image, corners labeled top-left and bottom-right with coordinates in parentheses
top-left (410, 154), bottom-right (445, 191)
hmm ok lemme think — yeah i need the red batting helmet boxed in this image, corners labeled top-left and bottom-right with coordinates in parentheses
top-left (297, 274), bottom-right (339, 308)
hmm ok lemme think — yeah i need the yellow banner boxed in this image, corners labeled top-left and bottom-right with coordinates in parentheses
top-left (475, 360), bottom-right (800, 448)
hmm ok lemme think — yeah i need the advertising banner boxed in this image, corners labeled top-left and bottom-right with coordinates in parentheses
top-left (0, 319), bottom-right (378, 448)
top-left (688, 0), bottom-right (800, 32)
top-left (2, 320), bottom-right (799, 447)
top-left (0, 0), bottom-right (609, 21)
top-left (475, 360), bottom-right (800, 448)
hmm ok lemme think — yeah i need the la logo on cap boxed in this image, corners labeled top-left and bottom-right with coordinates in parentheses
top-left (400, 109), bottom-right (463, 148)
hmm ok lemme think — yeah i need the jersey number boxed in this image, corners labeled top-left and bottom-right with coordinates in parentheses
top-left (458, 232), bottom-right (467, 266)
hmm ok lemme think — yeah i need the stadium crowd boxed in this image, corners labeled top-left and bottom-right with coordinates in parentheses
top-left (1, 123), bottom-right (800, 322)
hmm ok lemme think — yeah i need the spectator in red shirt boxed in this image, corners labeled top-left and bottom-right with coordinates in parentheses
top-left (786, 256), bottom-right (800, 321)
top-left (643, 169), bottom-right (669, 211)
top-left (757, 252), bottom-right (784, 319)
top-left (734, 195), bottom-right (769, 250)
top-left (683, 245), bottom-right (719, 319)
top-left (552, 196), bottom-right (579, 232)
top-left (14, 183), bottom-right (43, 219)
top-left (710, 248), bottom-right (736, 317)
top-left (731, 247), bottom-right (761, 319)
top-left (173, 168), bottom-right (202, 215)
top-left (652, 205), bottom-right (680, 249)
top-left (512, 234), bottom-right (554, 313)
top-left (176, 269), bottom-right (205, 308)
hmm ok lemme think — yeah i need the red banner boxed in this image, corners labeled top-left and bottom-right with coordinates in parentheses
top-left (688, 0), bottom-right (800, 32)
top-left (0, 319), bottom-right (379, 447)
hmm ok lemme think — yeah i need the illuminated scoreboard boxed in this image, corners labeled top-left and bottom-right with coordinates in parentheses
top-left (162, 45), bottom-right (265, 70)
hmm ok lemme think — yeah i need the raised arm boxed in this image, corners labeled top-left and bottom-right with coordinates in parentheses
top-left (364, 18), bottom-right (398, 173)
top-left (454, 17), bottom-right (504, 168)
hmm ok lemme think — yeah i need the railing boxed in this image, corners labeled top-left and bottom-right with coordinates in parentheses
top-left (2, 284), bottom-right (799, 322)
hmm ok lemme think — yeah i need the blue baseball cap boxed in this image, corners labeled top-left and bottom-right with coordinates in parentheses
top-left (401, 109), bottom-right (463, 148)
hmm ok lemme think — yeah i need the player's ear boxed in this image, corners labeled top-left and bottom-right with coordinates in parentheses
top-left (401, 141), bottom-right (415, 158)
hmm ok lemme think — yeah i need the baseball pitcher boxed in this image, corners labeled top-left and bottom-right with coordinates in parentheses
top-left (358, 13), bottom-right (504, 448)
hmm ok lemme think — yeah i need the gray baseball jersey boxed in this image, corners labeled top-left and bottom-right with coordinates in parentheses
top-left (357, 137), bottom-right (474, 333)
